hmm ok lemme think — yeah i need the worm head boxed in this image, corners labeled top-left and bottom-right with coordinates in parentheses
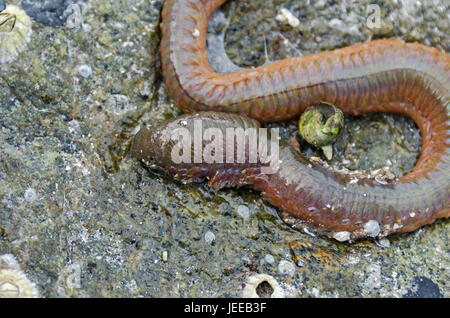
top-left (131, 124), bottom-right (169, 172)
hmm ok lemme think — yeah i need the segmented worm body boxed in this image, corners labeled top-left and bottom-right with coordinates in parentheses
top-left (132, 0), bottom-right (449, 241)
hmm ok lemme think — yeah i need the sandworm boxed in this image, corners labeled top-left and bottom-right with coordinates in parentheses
top-left (132, 0), bottom-right (449, 241)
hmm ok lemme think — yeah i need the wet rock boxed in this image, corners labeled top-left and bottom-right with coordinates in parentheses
top-left (405, 276), bottom-right (443, 298)
top-left (0, 0), bottom-right (447, 298)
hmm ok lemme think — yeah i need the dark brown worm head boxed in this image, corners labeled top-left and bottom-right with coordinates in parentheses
top-left (131, 123), bottom-right (166, 172)
top-left (131, 114), bottom-right (203, 176)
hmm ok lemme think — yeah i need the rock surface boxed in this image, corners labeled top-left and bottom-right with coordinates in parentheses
top-left (0, 0), bottom-right (448, 297)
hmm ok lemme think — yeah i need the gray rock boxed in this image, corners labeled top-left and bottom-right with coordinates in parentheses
top-left (22, 0), bottom-right (86, 27)
top-left (0, 0), bottom-right (447, 298)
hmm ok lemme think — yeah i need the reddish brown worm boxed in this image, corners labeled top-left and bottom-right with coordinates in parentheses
top-left (132, 0), bottom-right (449, 241)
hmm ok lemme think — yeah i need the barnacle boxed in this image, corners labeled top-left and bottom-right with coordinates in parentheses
top-left (298, 102), bottom-right (345, 160)
top-left (0, 254), bottom-right (38, 298)
top-left (0, 5), bottom-right (32, 64)
top-left (242, 273), bottom-right (285, 298)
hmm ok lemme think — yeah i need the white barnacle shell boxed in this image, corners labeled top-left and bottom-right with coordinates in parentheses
top-left (0, 254), bottom-right (39, 298)
top-left (333, 231), bottom-right (351, 242)
top-left (242, 273), bottom-right (285, 298)
top-left (0, 268), bottom-right (39, 298)
top-left (0, 5), bottom-right (32, 64)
